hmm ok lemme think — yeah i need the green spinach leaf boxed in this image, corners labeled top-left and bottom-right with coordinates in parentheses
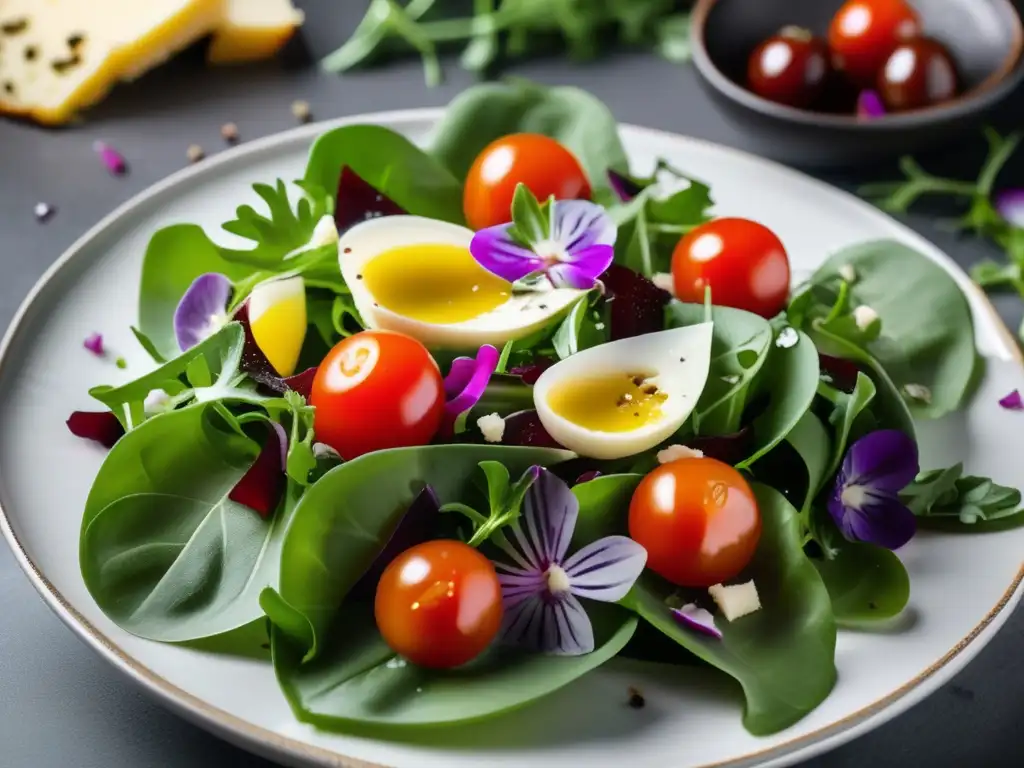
top-left (261, 444), bottom-right (575, 661)
top-left (552, 291), bottom-right (608, 359)
top-left (304, 124), bottom-right (464, 224)
top-left (813, 544), bottom-right (909, 625)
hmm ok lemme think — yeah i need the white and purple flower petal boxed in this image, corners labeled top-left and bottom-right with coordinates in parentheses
top-left (827, 488), bottom-right (917, 550)
top-left (441, 344), bottom-right (499, 435)
top-left (999, 389), bottom-right (1023, 410)
top-left (670, 603), bottom-right (723, 640)
top-left (500, 591), bottom-right (595, 656)
top-left (174, 273), bottom-right (233, 351)
top-left (562, 535), bottom-right (647, 603)
top-left (470, 225), bottom-right (547, 283)
top-left (995, 189), bottom-right (1024, 228)
top-left (551, 199), bottom-right (617, 252)
top-left (519, 467), bottom-right (579, 567)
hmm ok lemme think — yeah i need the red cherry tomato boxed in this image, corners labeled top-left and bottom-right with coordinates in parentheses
top-left (878, 37), bottom-right (958, 112)
top-left (375, 540), bottom-right (503, 669)
top-left (671, 217), bottom-right (791, 318)
top-left (828, 0), bottom-right (920, 87)
top-left (747, 26), bottom-right (830, 108)
top-left (310, 330), bottom-right (444, 460)
top-left (463, 133), bottom-right (592, 231)
top-left (628, 458), bottom-right (761, 588)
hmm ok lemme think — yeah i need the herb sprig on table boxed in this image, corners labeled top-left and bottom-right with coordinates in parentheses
top-left (859, 128), bottom-right (1024, 341)
top-left (324, 0), bottom-right (694, 85)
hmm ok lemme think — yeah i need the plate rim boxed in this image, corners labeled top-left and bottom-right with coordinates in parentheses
top-left (1, 107), bottom-right (1021, 768)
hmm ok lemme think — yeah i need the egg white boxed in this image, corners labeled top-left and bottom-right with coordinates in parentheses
top-left (533, 323), bottom-right (714, 460)
top-left (338, 216), bottom-right (584, 350)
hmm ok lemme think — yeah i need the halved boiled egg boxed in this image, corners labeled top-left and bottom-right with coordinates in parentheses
top-left (248, 275), bottom-right (307, 376)
top-left (533, 324), bottom-right (714, 460)
top-left (338, 216), bottom-right (584, 350)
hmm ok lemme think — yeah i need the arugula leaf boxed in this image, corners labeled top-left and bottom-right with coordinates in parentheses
top-left (902, 463), bottom-right (1024, 529)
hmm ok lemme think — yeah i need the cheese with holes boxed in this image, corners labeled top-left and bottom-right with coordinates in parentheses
top-left (0, 0), bottom-right (223, 124)
top-left (208, 0), bottom-right (303, 64)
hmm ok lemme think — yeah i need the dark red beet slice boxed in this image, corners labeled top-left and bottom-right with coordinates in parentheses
top-left (349, 486), bottom-right (441, 601)
top-left (335, 166), bottom-right (407, 234)
top-left (66, 411), bottom-right (124, 448)
top-left (689, 425), bottom-right (755, 467)
top-left (502, 410), bottom-right (564, 449)
top-left (508, 357), bottom-right (554, 385)
top-left (601, 264), bottom-right (672, 341)
top-left (608, 169), bottom-right (644, 202)
top-left (229, 431), bottom-right (286, 519)
top-left (819, 353), bottom-right (861, 394)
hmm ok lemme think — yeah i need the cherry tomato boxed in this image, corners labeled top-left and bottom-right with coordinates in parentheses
top-left (463, 133), bottom-right (592, 231)
top-left (628, 458), bottom-right (761, 588)
top-left (747, 26), bottom-right (830, 108)
top-left (878, 37), bottom-right (958, 112)
top-left (375, 540), bottom-right (503, 669)
top-left (671, 217), bottom-right (791, 318)
top-left (828, 0), bottom-right (920, 87)
top-left (310, 330), bottom-right (444, 460)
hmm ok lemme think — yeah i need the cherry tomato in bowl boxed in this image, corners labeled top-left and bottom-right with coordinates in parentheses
top-left (310, 330), bottom-right (444, 460)
top-left (747, 26), bottom-right (830, 109)
top-left (628, 458), bottom-right (761, 588)
top-left (375, 540), bottom-right (503, 669)
top-left (463, 133), bottom-right (592, 231)
top-left (828, 0), bottom-right (920, 87)
top-left (671, 217), bottom-right (790, 318)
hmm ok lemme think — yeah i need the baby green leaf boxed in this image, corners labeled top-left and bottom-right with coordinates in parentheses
top-left (813, 543), bottom-right (910, 625)
top-left (902, 463), bottom-right (1024, 530)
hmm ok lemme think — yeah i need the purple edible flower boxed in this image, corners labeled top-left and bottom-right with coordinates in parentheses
top-left (173, 273), bottom-right (233, 351)
top-left (999, 389), bottom-right (1023, 411)
top-left (441, 345), bottom-right (499, 435)
top-left (83, 332), bottom-right (104, 356)
top-left (470, 199), bottom-right (616, 291)
top-left (494, 468), bottom-right (647, 656)
top-left (856, 90), bottom-right (886, 119)
top-left (670, 603), bottom-right (722, 640)
top-left (93, 141), bottom-right (127, 175)
top-left (827, 429), bottom-right (919, 550)
top-left (995, 190), bottom-right (1024, 228)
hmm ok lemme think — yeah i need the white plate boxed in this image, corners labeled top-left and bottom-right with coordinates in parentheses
top-left (0, 110), bottom-right (1021, 768)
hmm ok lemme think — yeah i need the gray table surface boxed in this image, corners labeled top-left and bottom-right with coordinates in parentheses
top-left (2, 3), bottom-right (1023, 767)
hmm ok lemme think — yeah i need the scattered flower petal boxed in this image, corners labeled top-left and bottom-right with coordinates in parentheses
top-left (995, 189), bottom-right (1024, 228)
top-left (93, 141), bottom-right (127, 175)
top-left (671, 603), bottom-right (722, 639)
top-left (601, 264), bottom-right (672, 340)
top-left (174, 273), bottom-right (232, 351)
top-left (708, 581), bottom-right (761, 621)
top-left (657, 444), bottom-right (704, 463)
top-left (350, 486), bottom-right (441, 600)
top-left (856, 90), bottom-right (886, 119)
top-left (83, 332), bottom-right (104, 356)
top-left (828, 429), bottom-right (919, 549)
top-left (335, 166), bottom-right (407, 234)
top-left (999, 389), bottom-right (1023, 410)
top-left (470, 199), bottom-right (616, 291)
top-left (66, 410), bottom-right (124, 448)
top-left (228, 426), bottom-right (288, 519)
top-left (442, 345), bottom-right (499, 436)
top-left (494, 468), bottom-right (646, 656)
top-left (477, 412), bottom-right (506, 443)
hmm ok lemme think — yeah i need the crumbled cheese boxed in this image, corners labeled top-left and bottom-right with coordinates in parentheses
top-left (838, 264), bottom-right (857, 283)
top-left (657, 444), bottom-right (704, 464)
top-left (308, 215), bottom-right (339, 248)
top-left (477, 413), bottom-right (506, 443)
top-left (708, 581), bottom-right (761, 621)
top-left (903, 383), bottom-right (932, 404)
top-left (852, 304), bottom-right (879, 330)
top-left (143, 388), bottom-right (171, 415)
top-left (651, 272), bottom-right (676, 296)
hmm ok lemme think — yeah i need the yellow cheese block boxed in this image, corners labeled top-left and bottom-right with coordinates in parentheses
top-left (0, 0), bottom-right (223, 125)
top-left (208, 0), bottom-right (304, 65)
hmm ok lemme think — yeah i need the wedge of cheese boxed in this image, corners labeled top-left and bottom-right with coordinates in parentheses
top-left (0, 0), bottom-right (224, 124)
top-left (208, 0), bottom-right (304, 64)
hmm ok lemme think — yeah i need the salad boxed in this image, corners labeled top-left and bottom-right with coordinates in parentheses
top-left (68, 80), bottom-right (1023, 739)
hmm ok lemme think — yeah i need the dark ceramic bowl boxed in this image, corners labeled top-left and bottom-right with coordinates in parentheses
top-left (690, 0), bottom-right (1024, 167)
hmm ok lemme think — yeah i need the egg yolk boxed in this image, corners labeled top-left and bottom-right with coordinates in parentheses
top-left (361, 244), bottom-right (510, 324)
top-left (547, 373), bottom-right (667, 432)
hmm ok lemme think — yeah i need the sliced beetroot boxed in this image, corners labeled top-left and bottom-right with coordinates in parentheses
top-left (819, 353), bottom-right (861, 394)
top-left (601, 264), bottom-right (671, 340)
top-left (349, 486), bottom-right (441, 601)
top-left (229, 429), bottom-right (287, 519)
top-left (66, 410), bottom-right (124, 448)
top-left (501, 410), bottom-right (564, 449)
top-left (689, 425), bottom-right (755, 467)
top-left (233, 301), bottom-right (317, 397)
top-left (508, 357), bottom-right (554, 385)
top-left (575, 470), bottom-right (603, 485)
top-left (335, 166), bottom-right (407, 234)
